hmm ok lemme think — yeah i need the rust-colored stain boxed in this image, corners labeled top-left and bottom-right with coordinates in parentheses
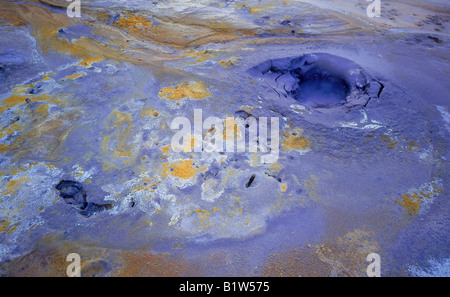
top-left (92, 6), bottom-right (257, 49)
top-left (140, 107), bottom-right (160, 119)
top-left (380, 135), bottom-right (398, 150)
top-left (158, 81), bottom-right (211, 102)
top-left (2, 176), bottom-right (29, 196)
top-left (195, 209), bottom-right (213, 231)
top-left (0, 234), bottom-right (108, 277)
top-left (0, 84), bottom-right (60, 115)
top-left (262, 230), bottom-right (379, 277)
top-left (395, 193), bottom-right (423, 216)
top-left (0, 234), bottom-right (200, 277)
top-left (395, 179), bottom-right (443, 216)
top-left (64, 72), bottom-right (86, 80)
top-left (0, 3), bottom-right (156, 65)
top-left (185, 50), bottom-right (218, 62)
top-left (248, 7), bottom-right (262, 14)
top-left (163, 160), bottom-right (202, 180)
top-left (262, 247), bottom-right (331, 277)
top-left (218, 57), bottom-right (239, 68)
top-left (115, 250), bottom-right (199, 277)
top-left (113, 12), bottom-right (153, 33)
top-left (282, 128), bottom-right (311, 152)
top-left (161, 145), bottom-right (171, 155)
top-left (0, 219), bottom-right (11, 233)
top-left (76, 57), bottom-right (103, 68)
top-left (407, 140), bottom-right (420, 151)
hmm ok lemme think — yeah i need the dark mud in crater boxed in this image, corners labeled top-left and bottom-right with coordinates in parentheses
top-left (249, 53), bottom-right (382, 110)
top-left (291, 75), bottom-right (349, 108)
top-left (55, 180), bottom-right (113, 218)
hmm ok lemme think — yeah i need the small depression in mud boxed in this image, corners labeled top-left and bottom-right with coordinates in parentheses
top-left (292, 74), bottom-right (349, 108)
top-left (249, 53), bottom-right (382, 110)
top-left (55, 180), bottom-right (113, 218)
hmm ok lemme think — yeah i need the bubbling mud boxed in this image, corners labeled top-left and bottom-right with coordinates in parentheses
top-left (249, 53), bottom-right (382, 110)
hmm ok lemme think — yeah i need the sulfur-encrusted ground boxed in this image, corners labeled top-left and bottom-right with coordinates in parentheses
top-left (0, 0), bottom-right (449, 276)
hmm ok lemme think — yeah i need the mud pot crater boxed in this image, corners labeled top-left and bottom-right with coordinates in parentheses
top-left (249, 53), bottom-right (383, 111)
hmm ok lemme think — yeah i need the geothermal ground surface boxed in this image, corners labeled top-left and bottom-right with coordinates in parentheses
top-left (0, 0), bottom-right (449, 276)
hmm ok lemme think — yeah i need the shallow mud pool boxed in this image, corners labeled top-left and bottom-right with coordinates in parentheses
top-left (0, 0), bottom-right (449, 277)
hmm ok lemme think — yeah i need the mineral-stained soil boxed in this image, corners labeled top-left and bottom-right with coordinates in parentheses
top-left (0, 0), bottom-right (448, 276)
